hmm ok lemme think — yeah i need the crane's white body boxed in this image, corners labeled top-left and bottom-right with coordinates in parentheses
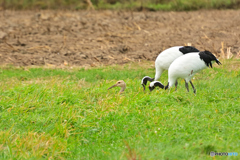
top-left (142, 46), bottom-right (200, 91)
top-left (168, 53), bottom-right (207, 88)
top-left (149, 50), bottom-right (221, 93)
top-left (154, 46), bottom-right (185, 81)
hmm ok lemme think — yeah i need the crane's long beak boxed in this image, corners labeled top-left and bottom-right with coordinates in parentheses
top-left (149, 86), bottom-right (154, 92)
top-left (108, 84), bottom-right (117, 90)
top-left (216, 59), bottom-right (222, 65)
top-left (142, 84), bottom-right (146, 91)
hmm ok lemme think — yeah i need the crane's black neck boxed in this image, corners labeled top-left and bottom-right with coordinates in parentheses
top-left (142, 76), bottom-right (154, 90)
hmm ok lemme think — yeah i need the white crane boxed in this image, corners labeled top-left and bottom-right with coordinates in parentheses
top-left (141, 46), bottom-right (200, 90)
top-left (149, 50), bottom-right (222, 93)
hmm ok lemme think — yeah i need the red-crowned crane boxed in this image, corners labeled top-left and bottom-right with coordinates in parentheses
top-left (108, 80), bottom-right (126, 94)
top-left (141, 46), bottom-right (200, 90)
top-left (149, 51), bottom-right (222, 94)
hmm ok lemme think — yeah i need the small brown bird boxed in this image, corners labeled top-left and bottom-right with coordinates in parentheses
top-left (108, 80), bottom-right (126, 94)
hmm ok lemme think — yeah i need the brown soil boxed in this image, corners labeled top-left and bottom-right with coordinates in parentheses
top-left (0, 10), bottom-right (240, 67)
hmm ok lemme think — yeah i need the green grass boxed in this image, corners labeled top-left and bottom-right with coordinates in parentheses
top-left (1, 0), bottom-right (240, 10)
top-left (0, 60), bottom-right (240, 159)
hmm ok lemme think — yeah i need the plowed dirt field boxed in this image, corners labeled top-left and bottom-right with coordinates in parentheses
top-left (0, 10), bottom-right (240, 67)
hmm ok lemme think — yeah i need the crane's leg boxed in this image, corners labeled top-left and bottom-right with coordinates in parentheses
top-left (185, 80), bottom-right (189, 92)
top-left (174, 80), bottom-right (178, 91)
top-left (189, 80), bottom-right (196, 94)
